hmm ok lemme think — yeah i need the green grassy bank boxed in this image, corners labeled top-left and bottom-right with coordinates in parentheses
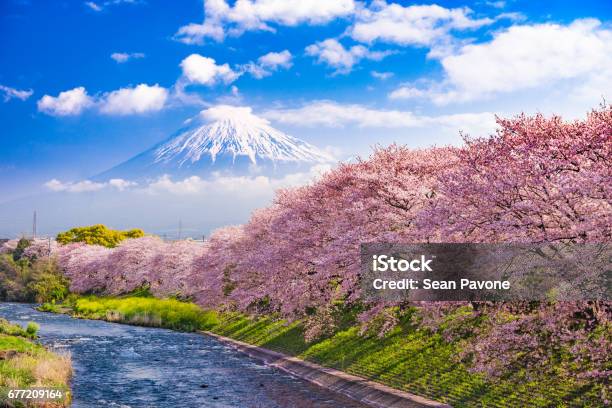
top-left (0, 319), bottom-right (72, 407)
top-left (43, 295), bottom-right (604, 408)
top-left (44, 296), bottom-right (218, 332)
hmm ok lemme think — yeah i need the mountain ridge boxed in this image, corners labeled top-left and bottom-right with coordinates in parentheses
top-left (96, 106), bottom-right (333, 181)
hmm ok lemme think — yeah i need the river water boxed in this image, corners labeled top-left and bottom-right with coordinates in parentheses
top-left (0, 303), bottom-right (369, 408)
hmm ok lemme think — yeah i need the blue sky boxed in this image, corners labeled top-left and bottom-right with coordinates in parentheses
top-left (1, 0), bottom-right (611, 203)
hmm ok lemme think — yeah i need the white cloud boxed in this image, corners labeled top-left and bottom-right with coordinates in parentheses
top-left (45, 179), bottom-right (106, 193)
top-left (174, 0), bottom-right (229, 44)
top-left (349, 2), bottom-right (493, 47)
top-left (174, 0), bottom-right (356, 44)
top-left (485, 1), bottom-right (506, 9)
top-left (110, 52), bottom-right (145, 63)
top-left (99, 83), bottom-right (168, 115)
top-left (46, 172), bottom-right (311, 197)
top-left (108, 178), bottom-right (138, 191)
top-left (85, 0), bottom-right (138, 12)
top-left (425, 112), bottom-right (498, 137)
top-left (371, 71), bottom-right (393, 80)
top-left (258, 50), bottom-right (293, 69)
top-left (305, 38), bottom-right (393, 74)
top-left (146, 166), bottom-right (330, 195)
top-left (444, 19), bottom-right (611, 102)
top-left (388, 86), bottom-right (427, 99)
top-left (45, 178), bottom-right (137, 193)
top-left (38, 84), bottom-right (168, 116)
top-left (242, 50), bottom-right (293, 78)
top-left (199, 105), bottom-right (266, 124)
top-left (180, 54), bottom-right (240, 85)
top-left (0, 84), bottom-right (33, 102)
top-left (265, 101), bottom-right (420, 127)
top-left (263, 100), bottom-right (496, 134)
top-left (85, 1), bottom-right (102, 11)
top-left (170, 83), bottom-right (208, 108)
top-left (389, 19), bottom-right (612, 105)
top-left (147, 175), bottom-right (208, 195)
top-left (37, 87), bottom-right (94, 116)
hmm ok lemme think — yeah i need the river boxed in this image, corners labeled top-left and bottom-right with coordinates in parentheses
top-left (0, 303), bottom-right (370, 408)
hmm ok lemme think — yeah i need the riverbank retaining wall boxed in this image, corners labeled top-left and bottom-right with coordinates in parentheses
top-left (202, 331), bottom-right (451, 408)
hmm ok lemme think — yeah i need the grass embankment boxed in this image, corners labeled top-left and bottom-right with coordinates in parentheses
top-left (0, 319), bottom-right (71, 408)
top-left (45, 295), bottom-right (603, 408)
top-left (41, 296), bottom-right (218, 332)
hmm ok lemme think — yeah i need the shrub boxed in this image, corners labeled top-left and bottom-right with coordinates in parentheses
top-left (25, 322), bottom-right (39, 337)
top-left (0, 318), bottom-right (37, 339)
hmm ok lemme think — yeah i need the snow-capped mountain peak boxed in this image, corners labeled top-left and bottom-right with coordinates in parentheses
top-left (96, 105), bottom-right (333, 181)
top-left (154, 105), bottom-right (332, 166)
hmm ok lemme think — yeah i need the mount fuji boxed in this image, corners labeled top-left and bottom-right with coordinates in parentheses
top-left (97, 106), bottom-right (333, 181)
top-left (0, 106), bottom-right (335, 237)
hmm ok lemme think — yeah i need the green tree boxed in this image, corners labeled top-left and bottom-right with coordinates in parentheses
top-left (56, 224), bottom-right (144, 248)
top-left (0, 254), bottom-right (30, 301)
top-left (0, 255), bottom-right (69, 303)
top-left (27, 259), bottom-right (70, 303)
top-left (13, 237), bottom-right (31, 261)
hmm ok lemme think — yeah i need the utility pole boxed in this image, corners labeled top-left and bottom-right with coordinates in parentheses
top-left (32, 211), bottom-right (37, 239)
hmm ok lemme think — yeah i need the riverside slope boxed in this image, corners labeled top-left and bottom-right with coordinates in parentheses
top-left (204, 331), bottom-right (450, 408)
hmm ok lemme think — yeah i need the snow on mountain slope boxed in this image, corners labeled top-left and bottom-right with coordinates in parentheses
top-left (96, 106), bottom-right (333, 181)
top-left (155, 105), bottom-right (331, 166)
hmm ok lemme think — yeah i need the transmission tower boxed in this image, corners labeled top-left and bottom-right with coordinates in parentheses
top-left (32, 211), bottom-right (37, 239)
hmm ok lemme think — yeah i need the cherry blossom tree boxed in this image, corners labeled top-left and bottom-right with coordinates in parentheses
top-left (57, 242), bottom-right (113, 294)
top-left (191, 225), bottom-right (246, 309)
top-left (22, 238), bottom-right (58, 260)
top-left (425, 106), bottom-right (611, 243)
top-left (149, 239), bottom-right (204, 298)
top-left (50, 105), bottom-right (611, 393)
top-left (0, 239), bottom-right (19, 255)
top-left (216, 146), bottom-right (457, 318)
top-left (102, 236), bottom-right (165, 294)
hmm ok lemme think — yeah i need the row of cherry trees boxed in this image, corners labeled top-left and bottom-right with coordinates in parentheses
top-left (4, 106), bottom-right (610, 385)
top-left (16, 106), bottom-right (608, 311)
